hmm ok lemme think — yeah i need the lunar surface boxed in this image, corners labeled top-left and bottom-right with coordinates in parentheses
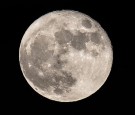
top-left (19, 10), bottom-right (113, 102)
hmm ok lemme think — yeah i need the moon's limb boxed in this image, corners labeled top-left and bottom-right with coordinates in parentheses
top-left (19, 10), bottom-right (113, 102)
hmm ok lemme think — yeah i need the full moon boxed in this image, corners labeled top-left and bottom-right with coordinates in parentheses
top-left (19, 10), bottom-right (113, 102)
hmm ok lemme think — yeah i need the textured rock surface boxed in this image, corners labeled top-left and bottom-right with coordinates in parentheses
top-left (20, 33), bottom-right (77, 95)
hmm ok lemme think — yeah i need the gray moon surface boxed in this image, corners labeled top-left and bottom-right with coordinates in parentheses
top-left (19, 10), bottom-right (113, 102)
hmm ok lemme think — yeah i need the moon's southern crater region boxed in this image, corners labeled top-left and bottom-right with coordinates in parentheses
top-left (19, 10), bottom-right (113, 102)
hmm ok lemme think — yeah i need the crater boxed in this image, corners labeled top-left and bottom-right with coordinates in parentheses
top-left (53, 88), bottom-right (64, 94)
top-left (81, 19), bottom-right (92, 28)
top-left (91, 49), bottom-right (99, 57)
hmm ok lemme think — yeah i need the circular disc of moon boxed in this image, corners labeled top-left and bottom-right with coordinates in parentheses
top-left (19, 10), bottom-right (113, 102)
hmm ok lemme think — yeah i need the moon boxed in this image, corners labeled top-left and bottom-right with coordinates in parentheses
top-left (19, 10), bottom-right (113, 102)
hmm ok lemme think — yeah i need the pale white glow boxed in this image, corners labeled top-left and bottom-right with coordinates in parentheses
top-left (19, 10), bottom-right (113, 102)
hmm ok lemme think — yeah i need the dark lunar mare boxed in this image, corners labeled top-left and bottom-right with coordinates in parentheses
top-left (55, 28), bottom-right (90, 51)
top-left (30, 35), bottom-right (54, 68)
top-left (20, 34), bottom-right (77, 94)
top-left (52, 70), bottom-right (77, 94)
top-left (50, 46), bottom-right (77, 94)
top-left (81, 19), bottom-right (92, 28)
top-left (71, 31), bottom-right (89, 50)
top-left (90, 32), bottom-right (101, 44)
top-left (53, 47), bottom-right (68, 70)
